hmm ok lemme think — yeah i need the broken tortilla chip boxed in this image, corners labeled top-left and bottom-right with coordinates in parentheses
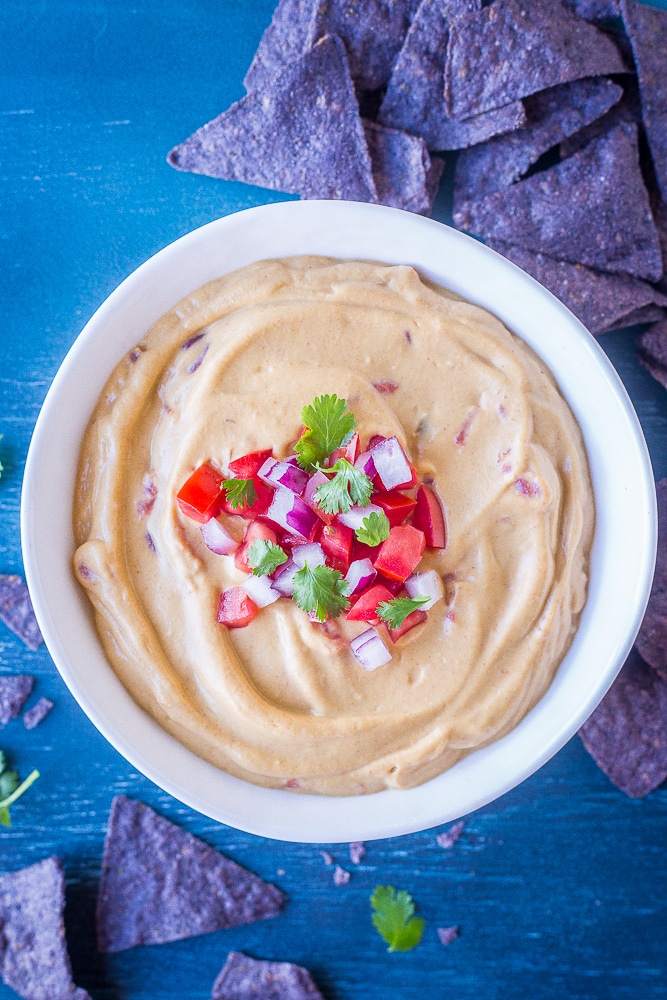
top-left (444, 0), bottom-right (627, 121)
top-left (0, 856), bottom-right (90, 1000)
top-left (378, 0), bottom-right (526, 151)
top-left (0, 674), bottom-right (34, 726)
top-left (168, 35), bottom-right (377, 204)
top-left (579, 647), bottom-right (667, 798)
top-left (211, 952), bottom-right (324, 1000)
top-left (487, 241), bottom-right (667, 335)
top-left (0, 574), bottom-right (43, 650)
top-left (96, 795), bottom-right (285, 952)
top-left (455, 124), bottom-right (663, 282)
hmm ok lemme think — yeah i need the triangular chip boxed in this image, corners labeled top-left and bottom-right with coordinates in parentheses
top-left (454, 77), bottom-right (623, 201)
top-left (211, 952), bottom-right (324, 1000)
top-left (559, 79), bottom-right (641, 159)
top-left (363, 120), bottom-right (444, 215)
top-left (563, 0), bottom-right (618, 20)
top-left (378, 0), bottom-right (526, 151)
top-left (168, 36), bottom-right (377, 204)
top-left (243, 0), bottom-right (315, 93)
top-left (455, 124), bottom-right (663, 282)
top-left (444, 0), bottom-right (627, 121)
top-left (620, 0), bottom-right (667, 201)
top-left (0, 574), bottom-right (43, 650)
top-left (96, 796), bottom-right (285, 952)
top-left (0, 674), bottom-right (33, 726)
top-left (0, 856), bottom-right (91, 1000)
top-left (635, 477), bottom-right (667, 677)
top-left (487, 241), bottom-right (667, 335)
top-left (579, 647), bottom-right (667, 798)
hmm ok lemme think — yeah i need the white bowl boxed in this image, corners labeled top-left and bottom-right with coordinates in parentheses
top-left (21, 201), bottom-right (656, 843)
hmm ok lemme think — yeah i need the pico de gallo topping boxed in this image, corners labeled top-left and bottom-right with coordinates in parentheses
top-left (175, 394), bottom-right (447, 669)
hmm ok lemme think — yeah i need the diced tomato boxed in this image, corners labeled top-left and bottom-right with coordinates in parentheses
top-left (367, 434), bottom-right (386, 450)
top-left (412, 484), bottom-right (447, 549)
top-left (351, 539), bottom-right (381, 564)
top-left (320, 520), bottom-right (353, 572)
top-left (176, 462), bottom-right (225, 523)
top-left (227, 449), bottom-right (274, 479)
top-left (373, 524), bottom-right (426, 582)
top-left (326, 431), bottom-right (360, 467)
top-left (346, 583), bottom-right (395, 622)
top-left (375, 573), bottom-right (403, 595)
top-left (388, 608), bottom-right (428, 642)
top-left (217, 586), bottom-right (259, 628)
top-left (220, 478), bottom-right (274, 520)
top-left (373, 491), bottom-right (417, 527)
top-left (235, 521), bottom-right (278, 573)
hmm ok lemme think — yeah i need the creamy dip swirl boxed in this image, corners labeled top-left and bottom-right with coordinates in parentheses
top-left (73, 257), bottom-right (594, 795)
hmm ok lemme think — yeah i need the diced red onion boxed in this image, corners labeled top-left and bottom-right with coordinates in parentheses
top-left (349, 627), bottom-right (392, 670)
top-left (292, 542), bottom-right (326, 569)
top-left (303, 471), bottom-right (330, 511)
top-left (272, 559), bottom-right (298, 596)
top-left (258, 457), bottom-right (308, 495)
top-left (405, 569), bottom-right (444, 610)
top-left (266, 487), bottom-right (319, 538)
top-left (344, 558), bottom-right (376, 595)
top-left (242, 573), bottom-right (280, 608)
top-left (370, 435), bottom-right (412, 490)
top-left (200, 518), bottom-right (239, 555)
top-left (354, 450), bottom-right (376, 478)
top-left (337, 502), bottom-right (383, 530)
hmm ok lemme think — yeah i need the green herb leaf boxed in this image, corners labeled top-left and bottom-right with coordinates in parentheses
top-left (248, 539), bottom-right (288, 577)
top-left (377, 596), bottom-right (430, 629)
top-left (222, 477), bottom-right (257, 510)
top-left (0, 751), bottom-right (39, 828)
top-left (295, 395), bottom-right (357, 471)
top-left (292, 562), bottom-right (350, 622)
top-left (355, 510), bottom-right (390, 547)
top-left (370, 884), bottom-right (425, 952)
top-left (314, 459), bottom-right (373, 515)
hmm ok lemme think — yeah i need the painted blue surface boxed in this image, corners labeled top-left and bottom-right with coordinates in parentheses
top-left (1, 2), bottom-right (666, 997)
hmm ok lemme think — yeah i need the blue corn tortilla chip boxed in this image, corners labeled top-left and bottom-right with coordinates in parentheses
top-left (211, 952), bottom-right (324, 1000)
top-left (244, 0), bottom-right (419, 93)
top-left (0, 574), bottom-right (43, 650)
top-left (168, 36), bottom-right (377, 204)
top-left (579, 647), bottom-right (667, 798)
top-left (23, 696), bottom-right (54, 731)
top-left (638, 319), bottom-right (667, 390)
top-left (635, 478), bottom-right (667, 677)
top-left (0, 856), bottom-right (91, 1000)
top-left (487, 241), bottom-right (667, 335)
top-left (455, 124), bottom-right (663, 282)
top-left (243, 0), bottom-right (315, 93)
top-left (0, 674), bottom-right (34, 726)
top-left (454, 78), bottom-right (623, 202)
top-left (563, 0), bottom-right (618, 20)
top-left (378, 0), bottom-right (527, 151)
top-left (444, 0), bottom-right (627, 121)
top-left (620, 0), bottom-right (667, 201)
top-left (363, 120), bottom-right (444, 215)
top-left (559, 79), bottom-right (642, 159)
top-left (96, 795), bottom-right (285, 952)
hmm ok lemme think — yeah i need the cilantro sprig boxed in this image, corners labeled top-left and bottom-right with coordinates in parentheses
top-left (291, 562), bottom-right (350, 622)
top-left (314, 459), bottom-right (373, 515)
top-left (377, 596), bottom-right (430, 629)
top-left (0, 750), bottom-right (39, 827)
top-left (247, 539), bottom-right (288, 577)
top-left (295, 394), bottom-right (356, 472)
top-left (371, 885), bottom-right (425, 952)
top-left (222, 477), bottom-right (257, 510)
top-left (355, 510), bottom-right (390, 547)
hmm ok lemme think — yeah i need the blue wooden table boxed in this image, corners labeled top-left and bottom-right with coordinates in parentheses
top-left (2, 2), bottom-right (666, 997)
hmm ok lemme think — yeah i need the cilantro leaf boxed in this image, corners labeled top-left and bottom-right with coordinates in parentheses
top-left (295, 395), bottom-right (357, 471)
top-left (370, 884), bottom-right (425, 952)
top-left (248, 539), bottom-right (288, 576)
top-left (0, 750), bottom-right (39, 828)
top-left (377, 596), bottom-right (430, 629)
top-left (222, 478), bottom-right (257, 510)
top-left (355, 510), bottom-right (390, 547)
top-left (314, 459), bottom-right (373, 515)
top-left (292, 562), bottom-right (350, 622)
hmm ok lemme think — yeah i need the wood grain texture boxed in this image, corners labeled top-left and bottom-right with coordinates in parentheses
top-left (1, 1), bottom-right (666, 997)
